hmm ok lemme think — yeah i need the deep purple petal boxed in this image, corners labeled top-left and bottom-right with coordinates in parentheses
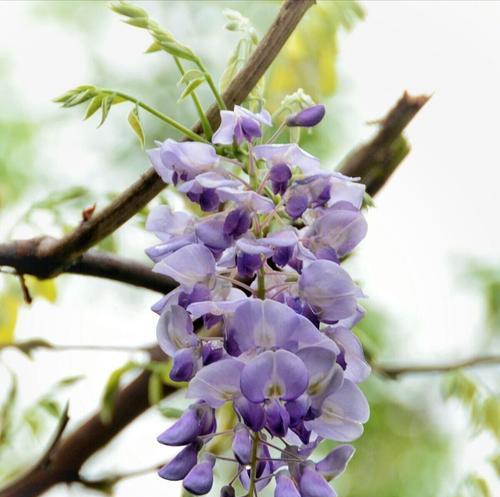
top-left (170, 348), bottom-right (197, 382)
top-left (287, 104), bottom-right (326, 128)
top-left (299, 466), bottom-right (336, 497)
top-left (234, 396), bottom-right (266, 431)
top-left (158, 441), bottom-right (200, 481)
top-left (286, 195), bottom-right (308, 219)
top-left (183, 454), bottom-right (215, 495)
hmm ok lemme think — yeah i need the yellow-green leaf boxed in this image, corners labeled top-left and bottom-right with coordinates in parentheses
top-left (0, 294), bottom-right (20, 345)
top-left (25, 276), bottom-right (57, 303)
top-left (128, 106), bottom-right (145, 148)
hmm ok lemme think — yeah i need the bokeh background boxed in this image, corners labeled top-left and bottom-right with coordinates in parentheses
top-left (0, 1), bottom-right (499, 497)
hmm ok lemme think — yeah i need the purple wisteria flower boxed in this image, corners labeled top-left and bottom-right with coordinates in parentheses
top-left (145, 102), bottom-right (371, 497)
top-left (212, 105), bottom-right (272, 145)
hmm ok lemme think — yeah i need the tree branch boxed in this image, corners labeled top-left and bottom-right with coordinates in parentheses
top-left (0, 240), bottom-right (176, 294)
top-left (374, 354), bottom-right (500, 379)
top-left (339, 92), bottom-right (430, 195)
top-left (0, 346), bottom-right (171, 497)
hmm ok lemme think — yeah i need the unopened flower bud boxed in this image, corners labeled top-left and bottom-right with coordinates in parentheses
top-left (286, 104), bottom-right (325, 128)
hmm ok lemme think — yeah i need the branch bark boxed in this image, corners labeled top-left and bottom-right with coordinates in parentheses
top-left (339, 92), bottom-right (430, 196)
top-left (0, 346), bottom-right (171, 497)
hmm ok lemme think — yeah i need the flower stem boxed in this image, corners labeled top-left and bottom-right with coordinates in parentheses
top-left (102, 89), bottom-right (208, 143)
top-left (174, 58), bottom-right (213, 140)
top-left (195, 59), bottom-right (226, 110)
top-left (247, 432), bottom-right (260, 497)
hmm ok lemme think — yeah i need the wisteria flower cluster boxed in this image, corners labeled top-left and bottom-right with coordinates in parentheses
top-left (146, 102), bottom-right (370, 497)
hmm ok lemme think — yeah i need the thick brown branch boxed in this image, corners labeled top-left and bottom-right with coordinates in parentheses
top-left (34, 0), bottom-right (315, 277)
top-left (374, 354), bottom-right (500, 379)
top-left (339, 92), bottom-right (430, 195)
top-left (0, 346), bottom-right (170, 497)
top-left (0, 240), bottom-right (175, 294)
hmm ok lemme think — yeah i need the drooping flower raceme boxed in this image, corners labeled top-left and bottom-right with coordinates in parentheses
top-left (146, 104), bottom-right (370, 497)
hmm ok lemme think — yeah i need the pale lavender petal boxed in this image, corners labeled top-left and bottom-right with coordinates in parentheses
top-left (212, 111), bottom-right (237, 144)
top-left (236, 237), bottom-right (274, 257)
top-left (217, 187), bottom-right (274, 213)
top-left (305, 379), bottom-right (369, 442)
top-left (296, 346), bottom-right (343, 401)
top-left (187, 298), bottom-right (246, 320)
top-left (275, 473), bottom-right (301, 497)
top-left (253, 144), bottom-right (320, 174)
top-left (156, 305), bottom-right (196, 357)
top-left (153, 244), bottom-right (216, 289)
top-left (313, 208), bottom-right (367, 257)
top-left (329, 173), bottom-right (365, 209)
top-left (146, 205), bottom-right (192, 241)
top-left (226, 299), bottom-right (301, 354)
top-left (325, 326), bottom-right (371, 383)
top-left (240, 349), bottom-right (308, 403)
top-left (299, 260), bottom-right (359, 322)
top-left (316, 444), bottom-right (355, 481)
top-left (148, 147), bottom-right (174, 183)
top-left (187, 358), bottom-right (244, 407)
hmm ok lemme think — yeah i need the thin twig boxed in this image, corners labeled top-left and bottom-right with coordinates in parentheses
top-left (0, 340), bottom-right (151, 354)
top-left (339, 92), bottom-right (430, 195)
top-left (374, 354), bottom-right (500, 378)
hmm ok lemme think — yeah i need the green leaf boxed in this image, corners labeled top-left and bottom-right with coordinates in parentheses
top-left (84, 95), bottom-right (103, 120)
top-left (0, 372), bottom-right (17, 445)
top-left (127, 106), bottom-right (145, 148)
top-left (55, 375), bottom-right (85, 388)
top-left (177, 69), bottom-right (204, 87)
top-left (179, 77), bottom-right (205, 102)
top-left (158, 406), bottom-right (183, 419)
top-left (148, 372), bottom-right (163, 405)
top-left (38, 398), bottom-right (60, 418)
top-left (98, 94), bottom-right (115, 128)
top-left (482, 397), bottom-right (500, 439)
top-left (100, 362), bottom-right (139, 423)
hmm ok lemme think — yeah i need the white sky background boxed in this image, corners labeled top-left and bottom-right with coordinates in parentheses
top-left (0, 1), bottom-right (499, 496)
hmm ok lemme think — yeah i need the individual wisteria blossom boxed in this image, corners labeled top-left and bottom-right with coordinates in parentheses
top-left (145, 101), bottom-right (370, 497)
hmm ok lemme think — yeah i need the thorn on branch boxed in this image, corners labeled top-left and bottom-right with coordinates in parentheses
top-left (17, 273), bottom-right (33, 305)
top-left (82, 203), bottom-right (97, 222)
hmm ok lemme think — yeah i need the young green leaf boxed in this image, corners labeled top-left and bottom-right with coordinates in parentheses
top-left (128, 106), bottom-right (145, 147)
top-left (110, 1), bottom-right (148, 19)
top-left (179, 77), bottom-right (205, 102)
top-left (84, 95), bottom-right (103, 120)
top-left (158, 406), bottom-right (184, 419)
top-left (148, 372), bottom-right (163, 405)
top-left (98, 94), bottom-right (115, 128)
top-left (177, 69), bottom-right (204, 87)
top-left (101, 362), bottom-right (139, 424)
